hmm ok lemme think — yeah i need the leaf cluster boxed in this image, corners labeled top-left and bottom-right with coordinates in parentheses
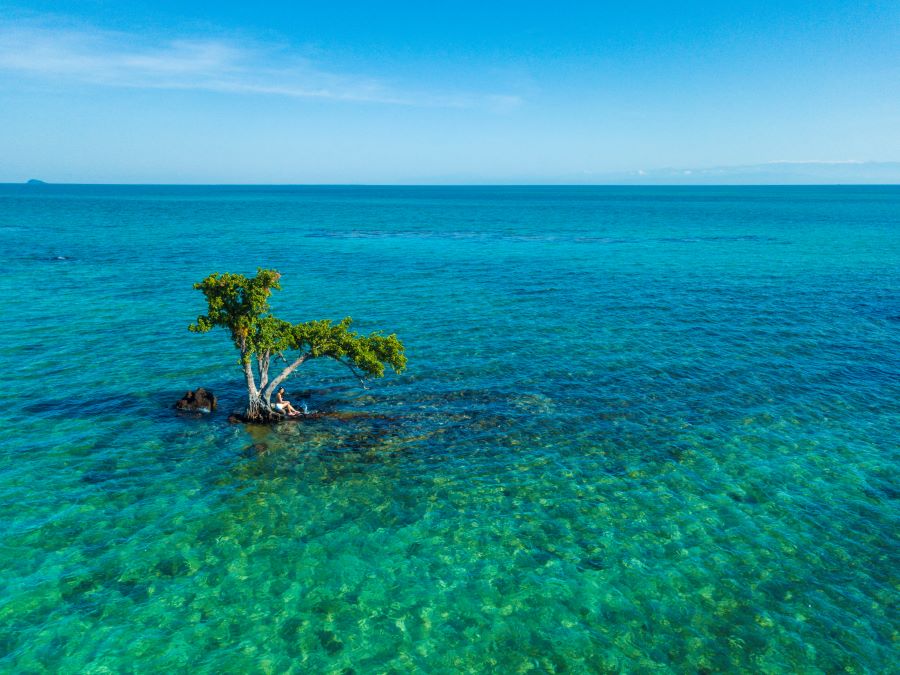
top-left (190, 268), bottom-right (405, 377)
top-left (293, 317), bottom-right (406, 377)
top-left (189, 268), bottom-right (285, 362)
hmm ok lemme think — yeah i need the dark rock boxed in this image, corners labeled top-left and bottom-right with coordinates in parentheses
top-left (227, 410), bottom-right (327, 424)
top-left (175, 388), bottom-right (217, 412)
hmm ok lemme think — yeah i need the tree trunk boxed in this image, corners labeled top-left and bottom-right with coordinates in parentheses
top-left (235, 352), bottom-right (311, 423)
top-left (242, 358), bottom-right (270, 422)
top-left (245, 391), bottom-right (266, 422)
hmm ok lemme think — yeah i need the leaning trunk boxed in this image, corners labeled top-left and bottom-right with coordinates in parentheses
top-left (262, 353), bottom-right (311, 405)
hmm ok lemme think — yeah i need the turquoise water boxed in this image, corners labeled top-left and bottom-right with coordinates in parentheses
top-left (1, 185), bottom-right (897, 672)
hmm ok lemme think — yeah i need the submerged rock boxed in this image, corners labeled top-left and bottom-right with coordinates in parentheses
top-left (227, 410), bottom-right (326, 424)
top-left (175, 388), bottom-right (217, 412)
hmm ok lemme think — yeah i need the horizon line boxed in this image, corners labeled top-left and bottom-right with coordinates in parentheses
top-left (5, 181), bottom-right (900, 188)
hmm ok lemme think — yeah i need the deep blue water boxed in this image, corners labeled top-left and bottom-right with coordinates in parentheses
top-left (1, 185), bottom-right (898, 671)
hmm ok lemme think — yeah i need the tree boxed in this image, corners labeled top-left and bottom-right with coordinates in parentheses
top-left (189, 268), bottom-right (406, 422)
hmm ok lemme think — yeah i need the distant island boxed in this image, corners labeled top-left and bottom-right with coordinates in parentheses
top-left (26, 179), bottom-right (47, 185)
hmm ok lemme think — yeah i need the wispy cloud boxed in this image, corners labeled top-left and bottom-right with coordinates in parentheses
top-left (0, 20), bottom-right (521, 110)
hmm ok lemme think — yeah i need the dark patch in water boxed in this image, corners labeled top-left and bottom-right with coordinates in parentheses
top-left (81, 471), bottom-right (115, 485)
top-left (114, 579), bottom-right (150, 602)
top-left (292, 384), bottom-right (352, 397)
top-left (241, 443), bottom-right (269, 457)
top-left (20, 393), bottom-right (144, 418)
top-left (579, 557), bottom-right (607, 571)
top-left (80, 458), bottom-right (127, 485)
top-left (60, 577), bottom-right (98, 602)
top-left (155, 556), bottom-right (189, 578)
top-left (317, 630), bottom-right (344, 655)
top-left (574, 236), bottom-right (638, 244)
top-left (863, 484), bottom-right (899, 501)
top-left (511, 287), bottom-right (563, 296)
top-left (20, 254), bottom-right (76, 262)
top-left (728, 490), bottom-right (759, 505)
top-left (280, 616), bottom-right (305, 644)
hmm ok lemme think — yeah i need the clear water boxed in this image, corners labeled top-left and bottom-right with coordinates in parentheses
top-left (1, 185), bottom-right (897, 672)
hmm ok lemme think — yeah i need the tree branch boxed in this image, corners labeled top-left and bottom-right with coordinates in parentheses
top-left (337, 359), bottom-right (370, 389)
top-left (262, 352), bottom-right (311, 403)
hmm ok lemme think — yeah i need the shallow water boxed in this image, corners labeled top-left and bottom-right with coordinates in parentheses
top-left (1, 185), bottom-right (897, 672)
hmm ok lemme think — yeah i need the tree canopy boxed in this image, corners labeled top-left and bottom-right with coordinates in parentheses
top-left (190, 268), bottom-right (406, 421)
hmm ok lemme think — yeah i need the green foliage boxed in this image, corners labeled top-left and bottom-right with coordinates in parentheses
top-left (190, 268), bottom-right (406, 379)
top-left (189, 268), bottom-right (285, 363)
top-left (293, 317), bottom-right (407, 377)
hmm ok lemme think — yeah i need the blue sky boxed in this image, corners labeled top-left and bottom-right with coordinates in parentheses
top-left (1, 1), bottom-right (898, 183)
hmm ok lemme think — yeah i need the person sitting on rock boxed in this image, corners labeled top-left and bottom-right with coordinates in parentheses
top-left (274, 387), bottom-right (302, 417)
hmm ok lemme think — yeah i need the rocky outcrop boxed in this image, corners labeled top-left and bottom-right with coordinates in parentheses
top-left (175, 388), bottom-right (217, 412)
top-left (227, 410), bottom-right (326, 424)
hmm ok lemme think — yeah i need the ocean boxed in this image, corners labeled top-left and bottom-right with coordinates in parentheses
top-left (1, 185), bottom-right (897, 671)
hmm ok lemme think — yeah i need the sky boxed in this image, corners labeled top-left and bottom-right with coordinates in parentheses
top-left (0, 1), bottom-right (898, 184)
